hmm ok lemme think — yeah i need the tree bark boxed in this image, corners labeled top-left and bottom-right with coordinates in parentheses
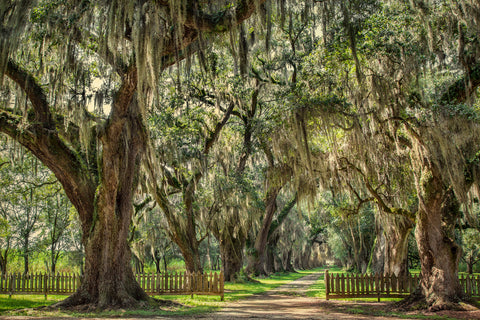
top-left (220, 237), bottom-right (245, 281)
top-left (377, 210), bottom-right (413, 277)
top-left (413, 167), bottom-right (463, 310)
top-left (0, 248), bottom-right (7, 274)
top-left (369, 226), bottom-right (386, 275)
top-left (283, 249), bottom-right (295, 272)
top-left (245, 186), bottom-right (280, 276)
top-left (215, 211), bottom-right (247, 282)
top-left (264, 244), bottom-right (275, 274)
top-left (467, 260), bottom-right (473, 275)
top-left (246, 191), bottom-right (296, 276)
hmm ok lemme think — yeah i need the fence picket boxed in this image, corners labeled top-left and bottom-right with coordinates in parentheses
top-left (324, 271), bottom-right (480, 301)
top-left (0, 271), bottom-right (223, 299)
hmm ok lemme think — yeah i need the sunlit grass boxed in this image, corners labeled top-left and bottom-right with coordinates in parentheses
top-left (0, 294), bottom-right (65, 313)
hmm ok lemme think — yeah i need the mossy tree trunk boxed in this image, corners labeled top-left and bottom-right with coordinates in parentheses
top-left (61, 69), bottom-right (151, 309)
top-left (215, 211), bottom-right (247, 281)
top-left (382, 213), bottom-right (413, 277)
top-left (245, 188), bottom-right (296, 276)
top-left (283, 248), bottom-right (295, 272)
top-left (245, 186), bottom-right (280, 276)
top-left (413, 166), bottom-right (463, 310)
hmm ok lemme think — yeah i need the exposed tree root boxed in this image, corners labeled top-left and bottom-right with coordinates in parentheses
top-left (47, 291), bottom-right (182, 312)
top-left (394, 291), bottom-right (469, 312)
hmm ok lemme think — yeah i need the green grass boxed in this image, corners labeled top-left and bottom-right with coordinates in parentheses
top-left (0, 294), bottom-right (66, 313)
top-left (0, 268), bottom-right (319, 318)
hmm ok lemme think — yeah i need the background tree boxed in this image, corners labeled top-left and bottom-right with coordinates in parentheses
top-left (461, 228), bottom-right (480, 274)
top-left (42, 189), bottom-right (72, 274)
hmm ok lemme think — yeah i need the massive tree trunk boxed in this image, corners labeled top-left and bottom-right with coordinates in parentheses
top-left (60, 72), bottom-right (151, 308)
top-left (264, 233), bottom-right (280, 274)
top-left (264, 244), bottom-right (275, 274)
top-left (69, 201), bottom-right (150, 308)
top-left (220, 237), bottom-right (245, 282)
top-left (412, 166), bottom-right (463, 310)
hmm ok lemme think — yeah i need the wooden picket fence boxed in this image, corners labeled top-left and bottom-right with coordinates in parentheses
top-left (0, 271), bottom-right (224, 300)
top-left (135, 271), bottom-right (224, 300)
top-left (325, 270), bottom-right (480, 301)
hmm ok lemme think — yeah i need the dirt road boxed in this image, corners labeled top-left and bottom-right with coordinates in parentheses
top-left (187, 272), bottom-right (404, 319)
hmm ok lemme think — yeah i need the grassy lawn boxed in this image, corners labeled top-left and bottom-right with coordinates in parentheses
top-left (0, 294), bottom-right (66, 313)
top-left (0, 268), bottom-right (318, 318)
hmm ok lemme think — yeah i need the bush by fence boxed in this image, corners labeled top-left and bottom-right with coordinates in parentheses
top-left (325, 270), bottom-right (480, 301)
top-left (0, 271), bottom-right (224, 300)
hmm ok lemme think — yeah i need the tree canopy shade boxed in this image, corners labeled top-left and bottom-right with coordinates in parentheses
top-left (0, 0), bottom-right (266, 310)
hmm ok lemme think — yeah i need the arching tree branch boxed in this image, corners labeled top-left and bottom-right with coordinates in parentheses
top-left (5, 60), bottom-right (53, 128)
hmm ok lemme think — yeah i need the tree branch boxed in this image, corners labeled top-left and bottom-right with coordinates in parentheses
top-left (181, 0), bottom-right (267, 32)
top-left (5, 60), bottom-right (53, 128)
top-left (440, 63), bottom-right (480, 104)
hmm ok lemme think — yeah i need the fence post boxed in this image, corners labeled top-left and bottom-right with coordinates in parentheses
top-left (43, 273), bottom-right (48, 300)
top-left (190, 272), bottom-right (194, 298)
top-left (324, 270), bottom-right (329, 300)
top-left (8, 274), bottom-right (14, 298)
top-left (183, 272), bottom-right (187, 294)
top-left (347, 274), bottom-right (351, 296)
top-left (220, 271), bottom-right (224, 301)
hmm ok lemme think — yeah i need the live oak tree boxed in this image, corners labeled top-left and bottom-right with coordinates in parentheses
top-left (274, 0), bottom-right (480, 310)
top-left (362, 2), bottom-right (480, 310)
top-left (0, 0), bottom-right (265, 309)
top-left (304, 0), bottom-right (480, 310)
top-left (145, 67), bottom-right (237, 274)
